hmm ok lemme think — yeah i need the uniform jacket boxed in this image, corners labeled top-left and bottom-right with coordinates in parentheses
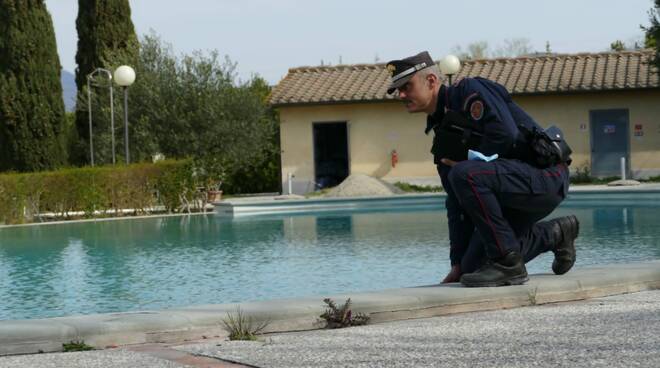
top-left (427, 77), bottom-right (569, 265)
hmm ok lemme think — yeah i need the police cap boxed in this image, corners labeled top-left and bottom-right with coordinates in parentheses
top-left (385, 51), bottom-right (435, 94)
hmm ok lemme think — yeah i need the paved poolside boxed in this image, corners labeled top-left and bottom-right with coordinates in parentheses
top-left (1, 289), bottom-right (658, 367)
top-left (178, 290), bottom-right (660, 368)
top-left (0, 261), bottom-right (658, 356)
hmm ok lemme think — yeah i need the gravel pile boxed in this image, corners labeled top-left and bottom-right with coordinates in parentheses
top-left (323, 173), bottom-right (404, 197)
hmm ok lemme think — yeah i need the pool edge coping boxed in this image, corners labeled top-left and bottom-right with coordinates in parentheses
top-left (3, 184), bottom-right (660, 227)
top-left (1, 260), bottom-right (658, 356)
top-left (215, 188), bottom-right (660, 216)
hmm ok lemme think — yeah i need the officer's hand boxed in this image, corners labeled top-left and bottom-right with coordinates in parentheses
top-left (440, 158), bottom-right (458, 167)
top-left (441, 265), bottom-right (461, 284)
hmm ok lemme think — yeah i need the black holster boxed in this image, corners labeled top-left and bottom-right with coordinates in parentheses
top-left (518, 125), bottom-right (572, 168)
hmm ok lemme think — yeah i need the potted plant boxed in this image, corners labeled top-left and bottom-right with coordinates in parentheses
top-left (195, 157), bottom-right (227, 204)
top-left (206, 180), bottom-right (223, 203)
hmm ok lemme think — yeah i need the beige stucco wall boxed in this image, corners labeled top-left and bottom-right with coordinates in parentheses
top-left (514, 90), bottom-right (660, 177)
top-left (279, 89), bottom-right (660, 193)
top-left (279, 102), bottom-right (435, 193)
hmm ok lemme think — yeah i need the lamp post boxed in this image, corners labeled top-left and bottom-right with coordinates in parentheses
top-left (439, 54), bottom-right (461, 85)
top-left (113, 65), bottom-right (136, 164)
top-left (86, 68), bottom-right (115, 166)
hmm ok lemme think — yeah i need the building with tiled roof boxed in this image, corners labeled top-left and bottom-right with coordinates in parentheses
top-left (271, 50), bottom-right (660, 194)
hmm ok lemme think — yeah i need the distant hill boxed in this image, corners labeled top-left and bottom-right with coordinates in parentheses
top-left (61, 70), bottom-right (76, 112)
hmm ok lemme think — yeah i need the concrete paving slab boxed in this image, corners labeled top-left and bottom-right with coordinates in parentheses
top-left (0, 349), bottom-right (186, 368)
top-left (1, 260), bottom-right (658, 356)
top-left (178, 290), bottom-right (660, 368)
top-left (126, 344), bottom-right (252, 367)
top-left (0, 343), bottom-right (254, 368)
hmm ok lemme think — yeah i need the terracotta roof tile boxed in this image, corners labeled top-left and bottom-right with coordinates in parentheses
top-left (270, 50), bottom-right (659, 106)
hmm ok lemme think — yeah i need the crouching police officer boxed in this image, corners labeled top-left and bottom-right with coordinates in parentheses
top-left (386, 51), bottom-right (579, 287)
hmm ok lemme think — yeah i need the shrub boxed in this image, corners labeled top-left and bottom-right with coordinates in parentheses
top-left (570, 165), bottom-right (593, 184)
top-left (62, 340), bottom-right (94, 352)
top-left (319, 298), bottom-right (370, 328)
top-left (394, 182), bottom-right (443, 193)
top-left (0, 174), bottom-right (23, 224)
top-left (640, 175), bottom-right (660, 183)
top-left (154, 160), bottom-right (197, 213)
top-left (0, 160), bottom-right (199, 224)
top-left (222, 307), bottom-right (269, 341)
top-left (570, 165), bottom-right (621, 185)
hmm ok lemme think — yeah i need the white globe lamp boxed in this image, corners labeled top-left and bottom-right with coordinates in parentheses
top-left (114, 65), bottom-right (136, 163)
top-left (114, 65), bottom-right (136, 87)
top-left (439, 55), bottom-right (461, 84)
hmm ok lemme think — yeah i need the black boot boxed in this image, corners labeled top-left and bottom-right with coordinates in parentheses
top-left (548, 215), bottom-right (579, 275)
top-left (460, 251), bottom-right (528, 287)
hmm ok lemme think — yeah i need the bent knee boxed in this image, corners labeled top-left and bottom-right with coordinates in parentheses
top-left (449, 160), bottom-right (498, 187)
top-left (448, 161), bottom-right (476, 186)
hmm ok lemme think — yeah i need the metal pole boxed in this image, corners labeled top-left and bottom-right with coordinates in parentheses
top-left (87, 76), bottom-right (94, 166)
top-left (109, 83), bottom-right (115, 164)
top-left (123, 86), bottom-right (130, 164)
top-left (288, 173), bottom-right (293, 195)
top-left (621, 157), bottom-right (626, 181)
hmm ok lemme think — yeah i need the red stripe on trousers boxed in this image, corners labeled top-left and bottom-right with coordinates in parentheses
top-left (467, 170), bottom-right (505, 255)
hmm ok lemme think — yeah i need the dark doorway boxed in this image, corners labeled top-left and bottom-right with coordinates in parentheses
top-left (313, 122), bottom-right (349, 189)
top-left (590, 109), bottom-right (629, 177)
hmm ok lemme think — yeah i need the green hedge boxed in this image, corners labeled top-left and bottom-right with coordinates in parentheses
top-left (0, 160), bottom-right (202, 225)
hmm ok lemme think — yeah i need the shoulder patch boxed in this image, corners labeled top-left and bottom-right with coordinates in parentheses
top-left (462, 92), bottom-right (479, 111)
top-left (469, 100), bottom-right (484, 121)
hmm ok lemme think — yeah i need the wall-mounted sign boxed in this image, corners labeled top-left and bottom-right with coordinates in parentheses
top-left (603, 124), bottom-right (616, 134)
top-left (579, 123), bottom-right (587, 132)
top-left (634, 123), bottom-right (644, 137)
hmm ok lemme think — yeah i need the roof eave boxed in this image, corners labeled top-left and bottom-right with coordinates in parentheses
top-left (271, 98), bottom-right (399, 108)
top-left (511, 86), bottom-right (660, 97)
top-left (272, 86), bottom-right (660, 107)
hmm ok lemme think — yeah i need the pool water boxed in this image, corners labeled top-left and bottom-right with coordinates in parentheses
top-left (1, 202), bottom-right (659, 320)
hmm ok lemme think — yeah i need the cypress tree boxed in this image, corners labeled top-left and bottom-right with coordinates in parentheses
top-left (73, 0), bottom-right (137, 165)
top-left (644, 0), bottom-right (660, 69)
top-left (0, 0), bottom-right (67, 172)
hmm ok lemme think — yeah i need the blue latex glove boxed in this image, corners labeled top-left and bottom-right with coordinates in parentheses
top-left (468, 149), bottom-right (498, 162)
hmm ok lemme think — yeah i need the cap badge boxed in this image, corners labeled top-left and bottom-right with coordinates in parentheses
top-left (386, 64), bottom-right (396, 76)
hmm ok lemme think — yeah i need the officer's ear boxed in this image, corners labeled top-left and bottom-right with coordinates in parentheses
top-left (425, 73), bottom-right (439, 89)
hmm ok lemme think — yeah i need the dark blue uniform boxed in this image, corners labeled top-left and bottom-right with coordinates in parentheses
top-left (428, 77), bottom-right (570, 272)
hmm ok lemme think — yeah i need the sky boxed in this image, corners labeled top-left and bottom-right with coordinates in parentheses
top-left (45, 0), bottom-right (655, 85)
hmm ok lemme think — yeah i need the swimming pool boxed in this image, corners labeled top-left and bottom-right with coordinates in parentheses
top-left (1, 196), bottom-right (659, 320)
